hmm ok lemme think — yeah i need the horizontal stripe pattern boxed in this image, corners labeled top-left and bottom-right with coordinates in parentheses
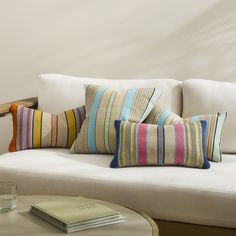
top-left (111, 120), bottom-right (210, 169)
top-left (144, 106), bottom-right (227, 162)
top-left (9, 104), bottom-right (86, 152)
top-left (70, 85), bottom-right (161, 154)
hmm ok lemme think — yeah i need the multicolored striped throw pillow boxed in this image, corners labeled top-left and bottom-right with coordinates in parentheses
top-left (70, 85), bottom-right (161, 154)
top-left (111, 120), bottom-right (210, 169)
top-left (144, 106), bottom-right (227, 162)
top-left (9, 104), bottom-right (86, 152)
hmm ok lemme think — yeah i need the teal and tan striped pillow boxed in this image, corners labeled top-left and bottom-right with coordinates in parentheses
top-left (70, 85), bottom-right (161, 154)
top-left (9, 104), bottom-right (86, 152)
top-left (144, 106), bottom-right (227, 162)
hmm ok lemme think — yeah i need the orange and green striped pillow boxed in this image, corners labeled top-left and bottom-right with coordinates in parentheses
top-left (70, 85), bottom-right (161, 154)
top-left (111, 120), bottom-right (210, 169)
top-left (144, 106), bottom-right (227, 162)
top-left (9, 104), bottom-right (86, 152)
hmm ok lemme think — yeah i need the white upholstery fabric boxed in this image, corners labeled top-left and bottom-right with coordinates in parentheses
top-left (38, 74), bottom-right (182, 115)
top-left (0, 149), bottom-right (235, 228)
top-left (182, 79), bottom-right (236, 153)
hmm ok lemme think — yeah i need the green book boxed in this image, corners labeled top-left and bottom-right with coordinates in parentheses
top-left (30, 197), bottom-right (125, 233)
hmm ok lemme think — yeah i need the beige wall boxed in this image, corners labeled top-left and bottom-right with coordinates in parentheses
top-left (1, 0), bottom-right (236, 154)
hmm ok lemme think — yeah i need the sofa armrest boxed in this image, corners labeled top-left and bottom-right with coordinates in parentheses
top-left (0, 97), bottom-right (38, 117)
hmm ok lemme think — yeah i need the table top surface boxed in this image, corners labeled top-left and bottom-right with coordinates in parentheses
top-left (0, 195), bottom-right (158, 236)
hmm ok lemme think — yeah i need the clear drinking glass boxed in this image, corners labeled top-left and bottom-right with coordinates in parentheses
top-left (0, 182), bottom-right (17, 212)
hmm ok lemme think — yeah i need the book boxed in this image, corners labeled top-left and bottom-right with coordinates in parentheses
top-left (30, 197), bottom-right (125, 233)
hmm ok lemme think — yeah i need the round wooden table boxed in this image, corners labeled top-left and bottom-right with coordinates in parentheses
top-left (0, 195), bottom-right (158, 236)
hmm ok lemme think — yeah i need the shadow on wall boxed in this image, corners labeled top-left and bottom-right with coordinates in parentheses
top-left (51, 0), bottom-right (236, 82)
top-left (1, 0), bottom-right (236, 87)
top-left (136, 0), bottom-right (236, 81)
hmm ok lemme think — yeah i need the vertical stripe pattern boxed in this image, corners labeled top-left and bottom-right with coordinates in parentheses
top-left (144, 106), bottom-right (227, 162)
top-left (70, 85), bottom-right (161, 154)
top-left (9, 104), bottom-right (86, 152)
top-left (185, 113), bottom-right (226, 162)
top-left (145, 106), bottom-right (182, 125)
top-left (111, 120), bottom-right (210, 169)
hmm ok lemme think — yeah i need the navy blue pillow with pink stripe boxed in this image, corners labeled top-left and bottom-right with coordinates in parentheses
top-left (111, 120), bottom-right (210, 169)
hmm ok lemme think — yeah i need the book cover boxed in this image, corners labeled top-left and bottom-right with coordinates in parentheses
top-left (30, 197), bottom-right (120, 226)
top-left (30, 207), bottom-right (125, 233)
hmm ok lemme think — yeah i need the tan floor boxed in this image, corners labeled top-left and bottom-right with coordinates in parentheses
top-left (154, 219), bottom-right (236, 236)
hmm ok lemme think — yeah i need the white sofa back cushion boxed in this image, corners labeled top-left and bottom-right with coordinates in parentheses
top-left (182, 79), bottom-right (236, 154)
top-left (38, 74), bottom-right (182, 115)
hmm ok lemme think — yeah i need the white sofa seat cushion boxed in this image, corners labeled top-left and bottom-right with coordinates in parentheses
top-left (38, 74), bottom-right (182, 115)
top-left (0, 149), bottom-right (235, 228)
top-left (182, 79), bottom-right (236, 154)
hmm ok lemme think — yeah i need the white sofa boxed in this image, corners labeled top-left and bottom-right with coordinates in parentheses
top-left (0, 75), bottom-right (236, 229)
